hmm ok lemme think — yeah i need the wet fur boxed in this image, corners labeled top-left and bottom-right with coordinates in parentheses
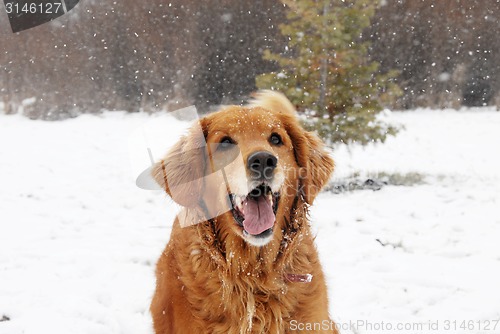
top-left (150, 91), bottom-right (338, 333)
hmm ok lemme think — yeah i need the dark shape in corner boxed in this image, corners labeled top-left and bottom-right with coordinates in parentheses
top-left (4, 0), bottom-right (80, 33)
top-left (64, 0), bottom-right (78, 11)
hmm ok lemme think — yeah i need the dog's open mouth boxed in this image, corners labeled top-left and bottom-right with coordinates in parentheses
top-left (230, 184), bottom-right (280, 237)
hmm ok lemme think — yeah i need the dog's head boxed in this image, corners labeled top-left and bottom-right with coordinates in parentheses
top-left (153, 91), bottom-right (334, 247)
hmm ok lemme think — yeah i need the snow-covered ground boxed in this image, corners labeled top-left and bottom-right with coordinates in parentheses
top-left (1, 109), bottom-right (499, 334)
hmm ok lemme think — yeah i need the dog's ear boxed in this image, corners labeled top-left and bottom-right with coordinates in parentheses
top-left (151, 119), bottom-right (209, 207)
top-left (300, 131), bottom-right (335, 204)
top-left (283, 115), bottom-right (334, 205)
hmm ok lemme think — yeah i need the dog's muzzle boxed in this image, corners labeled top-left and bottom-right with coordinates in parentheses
top-left (229, 184), bottom-right (280, 237)
top-left (247, 151), bottom-right (277, 182)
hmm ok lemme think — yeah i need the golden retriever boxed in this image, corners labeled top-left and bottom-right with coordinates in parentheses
top-left (150, 91), bottom-right (338, 333)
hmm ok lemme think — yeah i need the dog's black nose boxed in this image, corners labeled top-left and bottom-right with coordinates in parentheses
top-left (247, 151), bottom-right (277, 180)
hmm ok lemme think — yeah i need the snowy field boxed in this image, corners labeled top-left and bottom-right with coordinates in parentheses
top-left (1, 108), bottom-right (499, 334)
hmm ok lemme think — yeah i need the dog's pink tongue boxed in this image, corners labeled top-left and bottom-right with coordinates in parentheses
top-left (242, 196), bottom-right (275, 235)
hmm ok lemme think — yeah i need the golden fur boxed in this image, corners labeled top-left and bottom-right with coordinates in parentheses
top-left (150, 91), bottom-right (338, 333)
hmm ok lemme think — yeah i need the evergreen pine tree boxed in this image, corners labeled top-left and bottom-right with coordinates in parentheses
top-left (256, 0), bottom-right (401, 145)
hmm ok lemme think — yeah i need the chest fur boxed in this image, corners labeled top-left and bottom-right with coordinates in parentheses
top-left (177, 248), bottom-right (302, 334)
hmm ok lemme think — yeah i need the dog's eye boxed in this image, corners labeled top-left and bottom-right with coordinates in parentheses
top-left (218, 136), bottom-right (235, 150)
top-left (269, 133), bottom-right (283, 146)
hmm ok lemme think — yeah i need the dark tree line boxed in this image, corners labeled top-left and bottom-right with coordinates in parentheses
top-left (368, 0), bottom-right (500, 108)
top-left (0, 0), bottom-right (498, 119)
